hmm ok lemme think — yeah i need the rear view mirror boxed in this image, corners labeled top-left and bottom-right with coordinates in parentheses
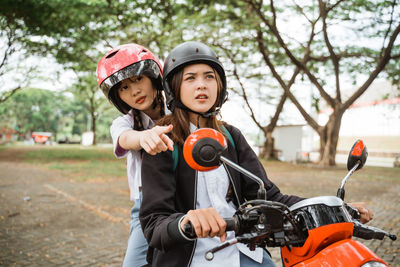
top-left (347, 139), bottom-right (368, 171)
top-left (183, 128), bottom-right (227, 171)
top-left (183, 127), bottom-right (267, 199)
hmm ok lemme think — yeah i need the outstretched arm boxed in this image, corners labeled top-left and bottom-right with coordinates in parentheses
top-left (119, 124), bottom-right (174, 154)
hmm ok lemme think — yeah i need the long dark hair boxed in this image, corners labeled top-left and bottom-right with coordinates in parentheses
top-left (110, 79), bottom-right (165, 131)
top-left (157, 65), bottom-right (226, 145)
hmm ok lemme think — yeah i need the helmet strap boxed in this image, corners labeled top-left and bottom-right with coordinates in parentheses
top-left (174, 100), bottom-right (221, 120)
top-left (196, 114), bottom-right (201, 129)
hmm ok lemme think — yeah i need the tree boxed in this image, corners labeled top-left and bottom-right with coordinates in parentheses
top-left (3, 0), bottom-right (397, 162)
top-left (0, 17), bottom-right (36, 104)
top-left (180, 0), bottom-right (400, 166)
top-left (70, 73), bottom-right (115, 145)
top-left (181, 1), bottom-right (314, 159)
top-left (0, 88), bottom-right (66, 136)
top-left (242, 0), bottom-right (400, 166)
top-left (0, 0), bottom-right (116, 142)
top-left (0, 0), bottom-right (193, 144)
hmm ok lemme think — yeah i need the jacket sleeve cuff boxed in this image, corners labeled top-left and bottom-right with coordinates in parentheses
top-left (167, 215), bottom-right (196, 243)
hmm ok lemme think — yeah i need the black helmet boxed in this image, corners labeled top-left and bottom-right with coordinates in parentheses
top-left (163, 41), bottom-right (227, 112)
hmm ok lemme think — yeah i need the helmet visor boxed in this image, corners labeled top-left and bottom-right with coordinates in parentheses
top-left (100, 59), bottom-right (160, 94)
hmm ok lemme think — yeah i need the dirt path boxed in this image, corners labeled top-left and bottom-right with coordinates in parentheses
top-left (0, 149), bottom-right (131, 266)
top-left (0, 148), bottom-right (399, 266)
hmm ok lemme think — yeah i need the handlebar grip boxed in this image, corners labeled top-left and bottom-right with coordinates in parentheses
top-left (183, 222), bottom-right (196, 238)
top-left (353, 221), bottom-right (396, 241)
top-left (225, 217), bottom-right (238, 232)
top-left (182, 217), bottom-right (239, 238)
top-left (353, 223), bottom-right (384, 240)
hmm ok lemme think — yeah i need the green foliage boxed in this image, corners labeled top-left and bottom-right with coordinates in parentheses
top-left (0, 87), bottom-right (117, 142)
top-left (1, 0), bottom-right (399, 154)
top-left (0, 0), bottom-right (109, 61)
top-left (0, 88), bottom-right (63, 134)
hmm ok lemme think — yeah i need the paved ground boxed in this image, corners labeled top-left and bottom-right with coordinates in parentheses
top-left (0, 159), bottom-right (131, 266)
top-left (0, 149), bottom-right (399, 266)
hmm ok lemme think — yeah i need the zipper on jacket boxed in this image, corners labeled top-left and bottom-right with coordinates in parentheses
top-left (186, 171), bottom-right (198, 267)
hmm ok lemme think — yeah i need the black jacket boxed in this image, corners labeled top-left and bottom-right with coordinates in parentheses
top-left (139, 124), bottom-right (303, 267)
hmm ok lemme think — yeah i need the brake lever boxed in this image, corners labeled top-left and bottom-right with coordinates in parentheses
top-left (204, 232), bottom-right (266, 261)
top-left (344, 203), bottom-right (361, 221)
top-left (205, 238), bottom-right (239, 261)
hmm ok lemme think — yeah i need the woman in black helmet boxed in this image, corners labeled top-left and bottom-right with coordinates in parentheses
top-left (138, 41), bottom-right (303, 267)
top-left (139, 41), bottom-right (374, 267)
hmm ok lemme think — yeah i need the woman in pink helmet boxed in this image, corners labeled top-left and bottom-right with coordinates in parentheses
top-left (97, 43), bottom-right (173, 267)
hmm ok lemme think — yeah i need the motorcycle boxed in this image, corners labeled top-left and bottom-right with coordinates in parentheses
top-left (182, 128), bottom-right (397, 266)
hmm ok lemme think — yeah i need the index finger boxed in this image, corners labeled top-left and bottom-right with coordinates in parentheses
top-left (153, 124), bottom-right (173, 136)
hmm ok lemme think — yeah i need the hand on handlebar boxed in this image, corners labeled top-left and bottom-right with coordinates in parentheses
top-left (348, 202), bottom-right (374, 223)
top-left (180, 208), bottom-right (227, 242)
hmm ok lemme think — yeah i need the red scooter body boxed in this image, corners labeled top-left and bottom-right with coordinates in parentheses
top-left (281, 223), bottom-right (387, 266)
top-left (182, 129), bottom-right (396, 267)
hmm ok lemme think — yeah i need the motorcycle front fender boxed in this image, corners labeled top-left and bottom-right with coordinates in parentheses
top-left (285, 239), bottom-right (387, 267)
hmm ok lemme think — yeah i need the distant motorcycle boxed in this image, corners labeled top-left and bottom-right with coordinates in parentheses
top-left (183, 128), bottom-right (396, 266)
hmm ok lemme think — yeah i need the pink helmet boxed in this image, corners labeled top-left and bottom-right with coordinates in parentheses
top-left (96, 43), bottom-right (163, 113)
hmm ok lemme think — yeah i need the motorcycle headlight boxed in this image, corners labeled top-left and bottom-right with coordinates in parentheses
top-left (361, 261), bottom-right (387, 267)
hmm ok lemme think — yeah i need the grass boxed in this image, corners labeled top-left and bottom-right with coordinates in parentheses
top-left (24, 145), bottom-right (116, 161)
top-left (1, 144), bottom-right (399, 185)
top-left (19, 145), bottom-right (126, 181)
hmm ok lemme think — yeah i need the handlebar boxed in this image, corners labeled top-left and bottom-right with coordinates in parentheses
top-left (344, 203), bottom-right (361, 221)
top-left (183, 206), bottom-right (397, 243)
top-left (353, 221), bottom-right (397, 241)
top-left (345, 204), bottom-right (397, 241)
top-left (183, 217), bottom-right (239, 238)
top-left (182, 201), bottom-right (396, 262)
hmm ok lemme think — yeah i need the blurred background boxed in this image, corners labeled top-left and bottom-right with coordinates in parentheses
top-left (0, 0), bottom-right (399, 167)
top-left (0, 1), bottom-right (399, 266)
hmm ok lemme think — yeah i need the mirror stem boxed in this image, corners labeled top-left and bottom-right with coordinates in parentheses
top-left (220, 156), bottom-right (266, 200)
top-left (337, 161), bottom-right (360, 200)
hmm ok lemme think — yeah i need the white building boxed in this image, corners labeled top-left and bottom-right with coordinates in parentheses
top-left (273, 80), bottom-right (400, 167)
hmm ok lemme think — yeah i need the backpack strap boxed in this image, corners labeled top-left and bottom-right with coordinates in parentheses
top-left (221, 125), bottom-right (236, 150)
top-left (172, 143), bottom-right (179, 172)
top-left (172, 125), bottom-right (236, 172)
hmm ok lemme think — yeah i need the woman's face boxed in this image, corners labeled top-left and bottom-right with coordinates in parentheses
top-left (179, 63), bottom-right (218, 115)
top-left (118, 75), bottom-right (156, 112)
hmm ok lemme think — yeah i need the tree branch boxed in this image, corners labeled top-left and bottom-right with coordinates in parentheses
top-left (380, 0), bottom-right (397, 57)
top-left (309, 52), bottom-right (376, 62)
top-left (246, 0), bottom-right (336, 107)
top-left (326, 0), bottom-right (346, 13)
top-left (343, 22), bottom-right (400, 110)
top-left (292, 0), bottom-right (313, 24)
top-left (0, 25), bottom-right (16, 71)
top-left (319, 0), bottom-right (341, 102)
top-left (216, 44), bottom-right (266, 131)
top-left (254, 5), bottom-right (322, 133)
top-left (0, 86), bottom-right (21, 104)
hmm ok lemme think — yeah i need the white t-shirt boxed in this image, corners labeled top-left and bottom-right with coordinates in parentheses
top-left (189, 123), bottom-right (263, 267)
top-left (110, 110), bottom-right (155, 201)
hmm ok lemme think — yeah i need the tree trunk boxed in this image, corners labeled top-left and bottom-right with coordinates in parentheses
top-left (259, 130), bottom-right (275, 160)
top-left (318, 110), bottom-right (344, 166)
top-left (91, 111), bottom-right (96, 145)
